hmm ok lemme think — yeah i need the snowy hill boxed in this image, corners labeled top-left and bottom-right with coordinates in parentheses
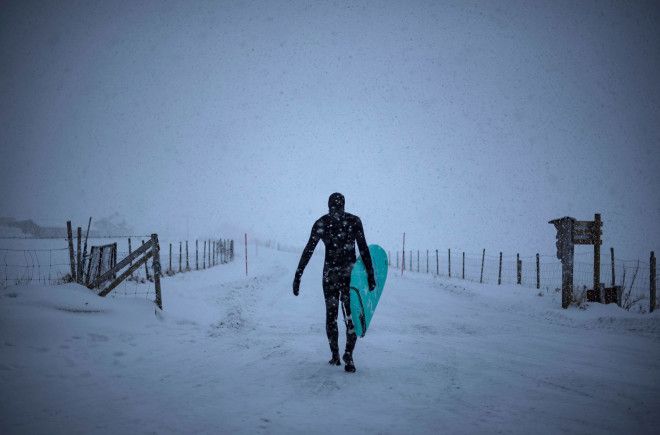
top-left (1, 245), bottom-right (658, 434)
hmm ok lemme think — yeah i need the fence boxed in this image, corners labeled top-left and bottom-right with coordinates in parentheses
top-left (1, 245), bottom-right (71, 287)
top-left (387, 248), bottom-right (657, 312)
top-left (0, 236), bottom-right (235, 296)
top-left (138, 238), bottom-right (233, 278)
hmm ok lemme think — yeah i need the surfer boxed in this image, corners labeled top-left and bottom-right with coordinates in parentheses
top-left (293, 192), bottom-right (376, 372)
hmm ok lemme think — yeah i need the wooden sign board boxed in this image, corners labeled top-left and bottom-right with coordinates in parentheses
top-left (573, 220), bottom-right (601, 245)
top-left (549, 213), bottom-right (603, 309)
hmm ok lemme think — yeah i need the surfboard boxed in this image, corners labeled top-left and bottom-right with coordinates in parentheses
top-left (347, 244), bottom-right (388, 338)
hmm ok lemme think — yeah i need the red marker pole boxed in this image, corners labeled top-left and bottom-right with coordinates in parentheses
top-left (244, 233), bottom-right (248, 276)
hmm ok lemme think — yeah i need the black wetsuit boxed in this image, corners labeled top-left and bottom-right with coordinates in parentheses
top-left (294, 206), bottom-right (375, 359)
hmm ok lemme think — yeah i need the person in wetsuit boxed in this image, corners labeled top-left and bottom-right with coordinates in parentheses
top-left (292, 192), bottom-right (376, 373)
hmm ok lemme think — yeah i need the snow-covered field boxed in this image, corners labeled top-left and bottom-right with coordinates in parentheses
top-left (1, 245), bottom-right (658, 434)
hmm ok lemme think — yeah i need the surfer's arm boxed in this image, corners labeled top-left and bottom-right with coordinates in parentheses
top-left (355, 218), bottom-right (376, 291)
top-left (294, 220), bottom-right (322, 281)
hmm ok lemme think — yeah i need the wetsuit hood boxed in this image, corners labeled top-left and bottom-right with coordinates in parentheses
top-left (328, 192), bottom-right (345, 215)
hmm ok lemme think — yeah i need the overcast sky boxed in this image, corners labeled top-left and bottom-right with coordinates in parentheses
top-left (1, 0), bottom-right (659, 260)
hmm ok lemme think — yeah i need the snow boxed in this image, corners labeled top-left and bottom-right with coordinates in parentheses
top-left (1, 245), bottom-right (659, 434)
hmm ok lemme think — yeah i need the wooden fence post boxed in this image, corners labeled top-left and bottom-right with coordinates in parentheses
top-left (516, 253), bottom-right (521, 285)
top-left (67, 221), bottom-right (75, 280)
top-left (186, 241), bottom-right (189, 271)
top-left (480, 249), bottom-right (485, 284)
top-left (221, 240), bottom-right (225, 264)
top-left (245, 233), bottom-right (248, 276)
top-left (142, 240), bottom-right (150, 280)
top-left (610, 247), bottom-right (615, 287)
top-left (203, 241), bottom-right (206, 269)
top-left (388, 251), bottom-right (391, 266)
top-left (650, 251), bottom-right (656, 313)
top-left (76, 226), bottom-right (82, 284)
top-left (128, 238), bottom-right (133, 278)
top-left (112, 243), bottom-right (117, 278)
top-left (196, 240), bottom-right (199, 270)
top-left (169, 243), bottom-right (172, 274)
top-left (95, 246), bottom-right (103, 284)
top-left (396, 251), bottom-right (399, 269)
top-left (594, 213), bottom-right (602, 300)
top-left (555, 217), bottom-right (575, 309)
top-left (417, 250), bottom-right (419, 272)
top-left (448, 249), bottom-right (451, 278)
top-left (462, 252), bottom-right (465, 280)
top-left (426, 250), bottom-right (429, 274)
top-left (151, 234), bottom-right (162, 310)
top-left (81, 217), bottom-right (91, 280)
top-left (498, 252), bottom-right (502, 285)
top-left (179, 241), bottom-right (182, 273)
top-left (208, 239), bottom-right (211, 268)
top-left (436, 249), bottom-right (439, 276)
top-left (536, 253), bottom-right (540, 289)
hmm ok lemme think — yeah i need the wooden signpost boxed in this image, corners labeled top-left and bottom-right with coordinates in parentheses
top-left (549, 213), bottom-right (602, 309)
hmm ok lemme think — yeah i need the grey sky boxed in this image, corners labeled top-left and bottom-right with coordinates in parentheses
top-left (1, 0), bottom-right (659, 260)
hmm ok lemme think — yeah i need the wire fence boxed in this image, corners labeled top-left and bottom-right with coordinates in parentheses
top-left (0, 246), bottom-right (71, 287)
top-left (109, 238), bottom-right (233, 298)
top-left (0, 237), bottom-right (235, 301)
top-left (388, 248), bottom-right (656, 312)
top-left (3, 236), bottom-right (654, 311)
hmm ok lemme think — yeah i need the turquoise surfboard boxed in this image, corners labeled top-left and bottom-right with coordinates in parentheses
top-left (348, 244), bottom-right (388, 338)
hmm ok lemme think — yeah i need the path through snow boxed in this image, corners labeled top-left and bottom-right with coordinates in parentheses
top-left (1, 246), bottom-right (658, 434)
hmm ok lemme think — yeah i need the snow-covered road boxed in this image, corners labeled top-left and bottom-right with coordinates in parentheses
top-left (1, 246), bottom-right (658, 434)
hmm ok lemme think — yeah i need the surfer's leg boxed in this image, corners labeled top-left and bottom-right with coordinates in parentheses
top-left (340, 289), bottom-right (357, 356)
top-left (323, 286), bottom-right (340, 357)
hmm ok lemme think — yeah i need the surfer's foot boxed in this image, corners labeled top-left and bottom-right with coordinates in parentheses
top-left (343, 352), bottom-right (356, 373)
top-left (328, 353), bottom-right (341, 366)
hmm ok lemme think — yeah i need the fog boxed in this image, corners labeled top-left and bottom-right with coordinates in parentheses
top-left (1, 0), bottom-right (659, 260)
